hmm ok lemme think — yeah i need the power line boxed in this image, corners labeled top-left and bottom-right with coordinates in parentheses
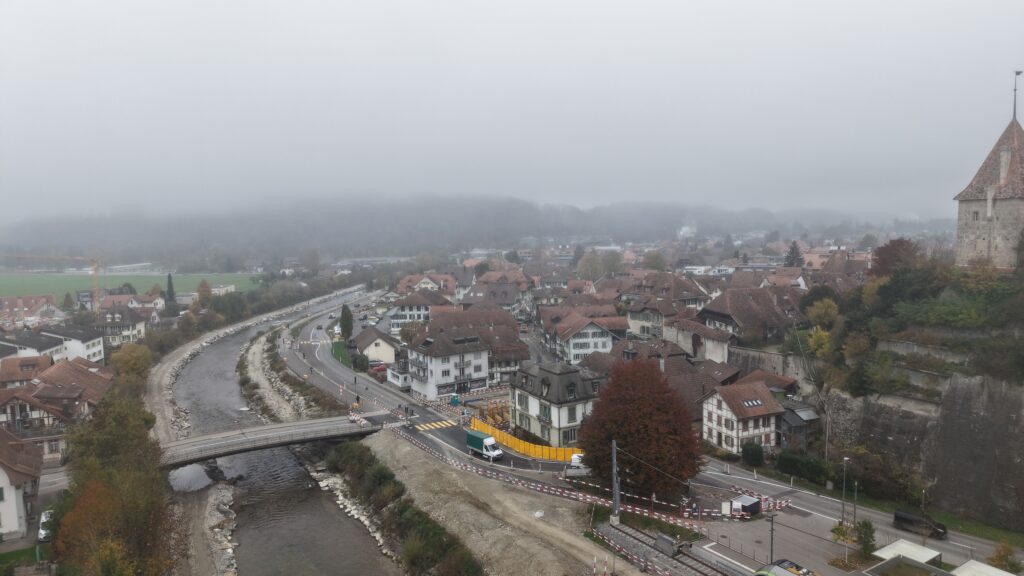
top-left (616, 445), bottom-right (691, 487)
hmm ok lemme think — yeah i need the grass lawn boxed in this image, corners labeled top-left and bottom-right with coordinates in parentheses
top-left (0, 272), bottom-right (259, 298)
top-left (332, 341), bottom-right (352, 368)
top-left (0, 543), bottom-right (50, 565)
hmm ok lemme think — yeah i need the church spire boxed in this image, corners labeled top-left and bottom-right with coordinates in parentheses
top-left (1015, 71), bottom-right (1022, 120)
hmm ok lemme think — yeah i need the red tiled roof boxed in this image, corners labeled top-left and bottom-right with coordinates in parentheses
top-left (0, 356), bottom-right (53, 384)
top-left (592, 316), bottom-right (629, 332)
top-left (714, 381), bottom-right (785, 420)
top-left (0, 428), bottom-right (42, 486)
top-left (429, 304), bottom-right (518, 331)
top-left (700, 287), bottom-right (806, 334)
top-left (396, 274), bottom-right (458, 295)
top-left (735, 369), bottom-right (797, 389)
top-left (35, 359), bottom-right (113, 406)
top-left (665, 318), bottom-right (732, 342)
top-left (955, 119), bottom-right (1024, 201)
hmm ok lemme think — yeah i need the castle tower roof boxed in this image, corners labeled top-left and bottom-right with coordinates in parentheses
top-left (955, 119), bottom-right (1024, 201)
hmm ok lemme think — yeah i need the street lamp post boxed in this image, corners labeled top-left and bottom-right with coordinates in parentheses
top-left (853, 480), bottom-right (858, 526)
top-left (767, 513), bottom-right (777, 563)
top-left (841, 457), bottom-right (850, 526)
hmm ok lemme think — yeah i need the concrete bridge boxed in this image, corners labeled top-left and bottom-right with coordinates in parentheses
top-left (161, 413), bottom-right (385, 467)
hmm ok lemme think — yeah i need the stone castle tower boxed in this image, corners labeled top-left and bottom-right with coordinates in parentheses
top-left (954, 118), bottom-right (1024, 268)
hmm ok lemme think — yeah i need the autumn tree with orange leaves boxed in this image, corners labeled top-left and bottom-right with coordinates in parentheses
top-left (50, 349), bottom-right (184, 575)
top-left (579, 359), bottom-right (700, 501)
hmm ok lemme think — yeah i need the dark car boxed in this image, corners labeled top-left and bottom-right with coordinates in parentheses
top-left (359, 314), bottom-right (368, 321)
top-left (893, 509), bottom-right (947, 539)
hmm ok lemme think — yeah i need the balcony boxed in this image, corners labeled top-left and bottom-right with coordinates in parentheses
top-left (409, 357), bottom-right (427, 370)
top-left (537, 413), bottom-right (552, 425)
top-left (453, 373), bottom-right (473, 383)
top-left (454, 360), bottom-right (470, 369)
top-left (5, 422), bottom-right (67, 439)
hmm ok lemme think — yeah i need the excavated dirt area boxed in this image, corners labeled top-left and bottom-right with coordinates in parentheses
top-left (364, 432), bottom-right (643, 576)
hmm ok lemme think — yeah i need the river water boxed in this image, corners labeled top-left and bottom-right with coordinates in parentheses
top-left (168, 308), bottom-right (401, 576)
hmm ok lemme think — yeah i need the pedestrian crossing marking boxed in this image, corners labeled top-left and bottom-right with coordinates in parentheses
top-left (415, 420), bottom-right (457, 431)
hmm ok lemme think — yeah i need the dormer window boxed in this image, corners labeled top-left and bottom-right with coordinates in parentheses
top-left (567, 383), bottom-right (576, 400)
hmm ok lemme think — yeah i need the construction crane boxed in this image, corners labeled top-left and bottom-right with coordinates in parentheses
top-left (0, 254), bottom-right (102, 314)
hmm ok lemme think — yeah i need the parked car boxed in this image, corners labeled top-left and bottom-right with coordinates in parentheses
top-left (358, 314), bottom-right (368, 321)
top-left (328, 313), bottom-right (336, 319)
top-left (371, 364), bottom-right (388, 373)
top-left (38, 509), bottom-right (53, 542)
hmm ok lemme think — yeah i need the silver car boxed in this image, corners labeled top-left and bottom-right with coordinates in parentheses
top-left (38, 509), bottom-right (53, 542)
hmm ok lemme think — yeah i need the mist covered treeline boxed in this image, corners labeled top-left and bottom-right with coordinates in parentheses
top-left (0, 196), bottom-right (951, 269)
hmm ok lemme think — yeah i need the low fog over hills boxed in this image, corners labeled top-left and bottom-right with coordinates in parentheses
top-left (0, 196), bottom-right (951, 267)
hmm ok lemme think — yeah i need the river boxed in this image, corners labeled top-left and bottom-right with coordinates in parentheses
top-left (167, 300), bottom-right (401, 576)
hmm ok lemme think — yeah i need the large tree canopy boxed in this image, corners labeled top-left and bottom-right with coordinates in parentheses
top-left (579, 360), bottom-right (700, 500)
top-left (871, 238), bottom-right (923, 277)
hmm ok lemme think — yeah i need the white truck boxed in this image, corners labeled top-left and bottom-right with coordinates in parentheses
top-left (466, 430), bottom-right (504, 460)
top-left (564, 453), bottom-right (591, 477)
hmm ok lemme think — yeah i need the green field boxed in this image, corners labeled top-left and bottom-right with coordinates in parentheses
top-left (0, 273), bottom-right (260, 298)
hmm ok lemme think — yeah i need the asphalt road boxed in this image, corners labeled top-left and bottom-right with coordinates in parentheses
top-left (694, 458), bottom-right (998, 571)
top-left (280, 300), bottom-right (1009, 572)
top-left (283, 302), bottom-right (567, 474)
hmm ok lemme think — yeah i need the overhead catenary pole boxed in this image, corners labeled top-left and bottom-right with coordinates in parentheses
top-left (611, 439), bottom-right (621, 525)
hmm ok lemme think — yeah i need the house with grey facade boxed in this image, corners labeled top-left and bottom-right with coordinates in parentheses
top-left (509, 362), bottom-right (605, 447)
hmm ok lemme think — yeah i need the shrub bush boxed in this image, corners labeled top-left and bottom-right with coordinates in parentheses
top-left (777, 451), bottom-right (829, 485)
top-left (741, 443), bottom-right (764, 467)
top-left (352, 353), bottom-right (370, 371)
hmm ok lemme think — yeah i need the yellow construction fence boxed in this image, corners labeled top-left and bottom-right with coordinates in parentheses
top-left (469, 417), bottom-right (582, 462)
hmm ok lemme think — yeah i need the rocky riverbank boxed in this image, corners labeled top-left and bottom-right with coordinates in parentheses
top-left (148, 287), bottom-right (365, 576)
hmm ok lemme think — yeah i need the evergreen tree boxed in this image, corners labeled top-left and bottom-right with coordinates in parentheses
top-left (504, 250), bottom-right (521, 264)
top-left (62, 292), bottom-right (75, 311)
top-left (856, 520), bottom-right (877, 556)
top-left (784, 241), bottom-right (803, 267)
top-left (572, 245), bottom-right (585, 266)
top-left (340, 305), bottom-right (354, 339)
top-left (163, 274), bottom-right (180, 316)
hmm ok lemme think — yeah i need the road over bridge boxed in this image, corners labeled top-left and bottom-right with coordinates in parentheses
top-left (161, 413), bottom-right (386, 467)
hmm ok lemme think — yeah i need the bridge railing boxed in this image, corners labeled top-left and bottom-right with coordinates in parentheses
top-left (162, 422), bottom-right (380, 465)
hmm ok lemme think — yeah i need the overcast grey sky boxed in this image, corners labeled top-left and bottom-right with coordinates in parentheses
top-left (2, 1), bottom-right (1022, 224)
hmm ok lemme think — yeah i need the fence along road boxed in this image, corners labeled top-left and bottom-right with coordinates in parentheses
top-left (161, 413), bottom-right (386, 467)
